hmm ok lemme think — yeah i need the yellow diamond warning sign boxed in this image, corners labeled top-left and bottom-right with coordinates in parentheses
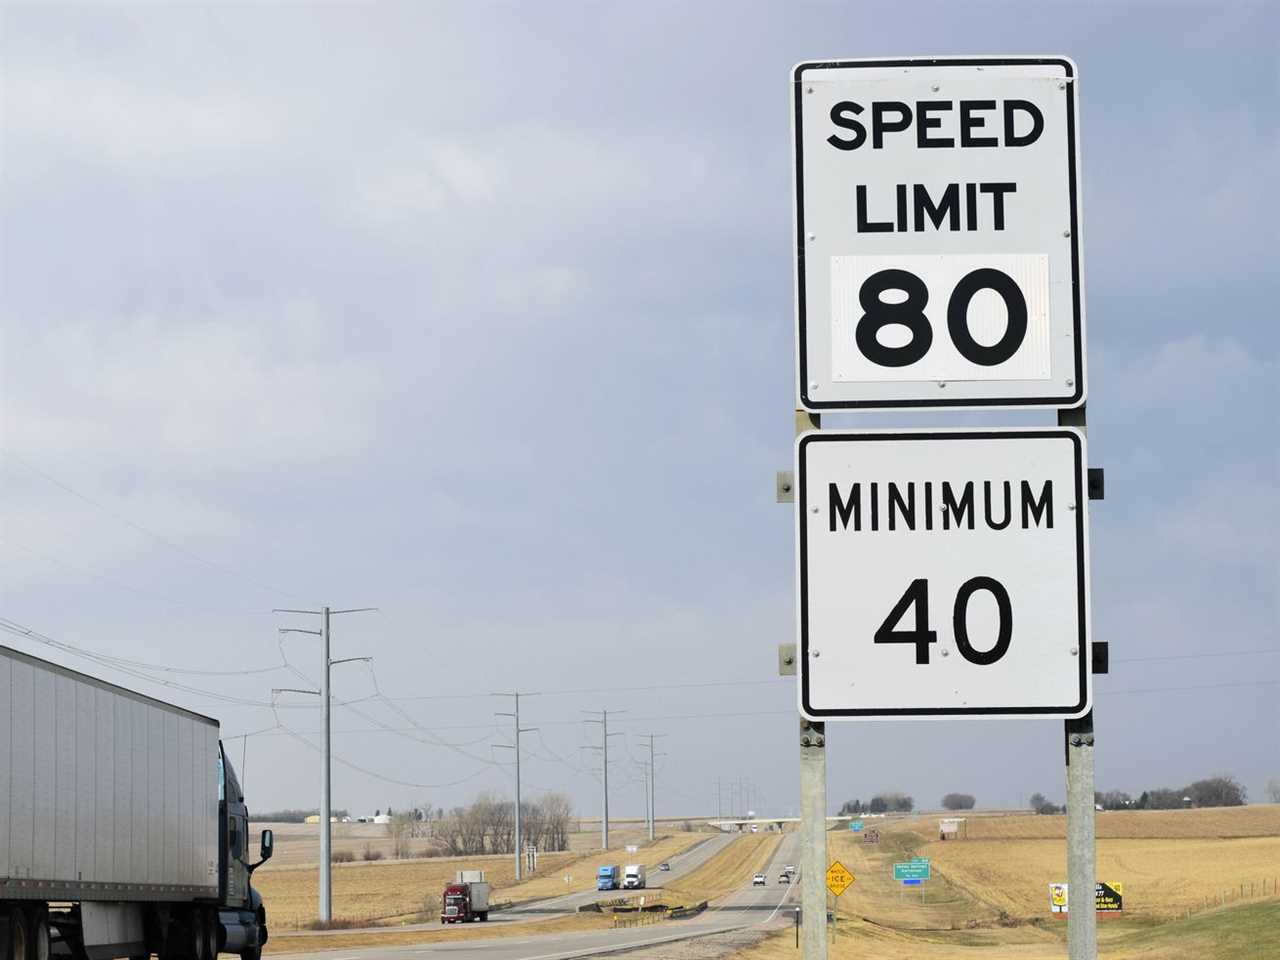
top-left (826, 860), bottom-right (855, 897)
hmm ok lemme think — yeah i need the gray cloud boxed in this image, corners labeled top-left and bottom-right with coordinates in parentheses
top-left (2, 1), bottom-right (1276, 818)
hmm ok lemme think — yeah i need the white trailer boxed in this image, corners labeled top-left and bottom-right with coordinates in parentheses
top-left (1, 645), bottom-right (273, 960)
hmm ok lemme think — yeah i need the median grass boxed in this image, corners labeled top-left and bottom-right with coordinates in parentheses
top-left (254, 832), bottom-right (709, 930)
top-left (264, 911), bottom-right (613, 955)
top-left (661, 833), bottom-right (783, 906)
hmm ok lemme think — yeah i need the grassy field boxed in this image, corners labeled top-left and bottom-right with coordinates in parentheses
top-left (728, 806), bottom-right (1280, 960)
top-left (254, 830), bottom-right (709, 929)
top-left (256, 819), bottom-right (712, 867)
top-left (265, 910), bottom-right (612, 955)
top-left (732, 900), bottom-right (1280, 960)
top-left (500, 831), bottom-right (710, 901)
top-left (660, 834), bottom-right (783, 906)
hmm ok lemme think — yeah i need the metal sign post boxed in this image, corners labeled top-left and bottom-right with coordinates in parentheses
top-left (1061, 404), bottom-right (1097, 960)
top-left (784, 53), bottom-right (1097, 960)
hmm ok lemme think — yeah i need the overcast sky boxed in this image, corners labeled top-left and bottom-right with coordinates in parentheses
top-left (2, 1), bottom-right (1276, 821)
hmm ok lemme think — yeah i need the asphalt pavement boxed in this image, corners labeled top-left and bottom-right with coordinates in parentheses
top-left (490, 831), bottom-right (739, 922)
top-left (275, 832), bottom-right (801, 960)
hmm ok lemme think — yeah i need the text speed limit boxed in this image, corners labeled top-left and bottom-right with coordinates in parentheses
top-left (830, 254), bottom-right (1051, 384)
top-left (796, 429), bottom-right (1091, 720)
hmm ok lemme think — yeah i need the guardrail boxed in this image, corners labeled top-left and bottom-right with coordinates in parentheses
top-left (612, 912), bottom-right (664, 929)
top-left (668, 900), bottom-right (709, 920)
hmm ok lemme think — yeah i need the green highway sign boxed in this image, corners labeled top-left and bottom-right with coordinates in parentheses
top-left (893, 861), bottom-right (931, 882)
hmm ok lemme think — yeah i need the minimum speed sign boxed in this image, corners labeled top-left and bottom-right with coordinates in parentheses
top-left (792, 57), bottom-right (1085, 410)
top-left (796, 429), bottom-right (1091, 719)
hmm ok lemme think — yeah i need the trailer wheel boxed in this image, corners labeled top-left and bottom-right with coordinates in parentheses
top-left (238, 947), bottom-right (260, 960)
top-left (30, 916), bottom-right (49, 960)
top-left (8, 909), bottom-right (31, 960)
top-left (200, 911), bottom-right (217, 960)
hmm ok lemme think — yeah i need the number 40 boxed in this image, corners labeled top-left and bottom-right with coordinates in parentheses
top-left (874, 577), bottom-right (1013, 665)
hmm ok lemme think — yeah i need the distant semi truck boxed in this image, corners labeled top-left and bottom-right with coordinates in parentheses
top-left (440, 871), bottom-right (490, 923)
top-left (0, 644), bottom-right (273, 960)
top-left (622, 865), bottom-right (647, 890)
top-left (596, 865), bottom-right (621, 891)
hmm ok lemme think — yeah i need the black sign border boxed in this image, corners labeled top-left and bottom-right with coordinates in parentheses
top-left (793, 57), bottom-right (1084, 410)
top-left (797, 429), bottom-right (1089, 718)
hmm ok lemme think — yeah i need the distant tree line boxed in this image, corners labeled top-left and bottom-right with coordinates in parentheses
top-left (1031, 775), bottom-right (1248, 814)
top-left (433, 792), bottom-right (574, 855)
top-left (252, 808), bottom-right (350, 823)
top-left (1028, 793), bottom-right (1062, 815)
top-left (942, 793), bottom-right (976, 811)
top-left (839, 792), bottom-right (914, 815)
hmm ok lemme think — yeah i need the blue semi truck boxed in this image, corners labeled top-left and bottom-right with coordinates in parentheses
top-left (596, 864), bottom-right (621, 890)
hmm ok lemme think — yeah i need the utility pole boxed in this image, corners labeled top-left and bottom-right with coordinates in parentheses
top-left (275, 605), bottom-right (376, 924)
top-left (583, 710), bottom-right (624, 849)
top-left (494, 692), bottom-right (539, 881)
top-left (639, 734), bottom-right (666, 841)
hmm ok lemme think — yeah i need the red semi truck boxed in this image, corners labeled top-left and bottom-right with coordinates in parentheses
top-left (440, 871), bottom-right (489, 923)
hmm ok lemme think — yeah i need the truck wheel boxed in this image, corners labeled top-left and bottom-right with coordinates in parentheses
top-left (238, 948), bottom-right (260, 960)
top-left (9, 909), bottom-right (31, 960)
top-left (479, 913), bottom-right (488, 923)
top-left (30, 915), bottom-right (49, 960)
top-left (202, 911), bottom-right (218, 960)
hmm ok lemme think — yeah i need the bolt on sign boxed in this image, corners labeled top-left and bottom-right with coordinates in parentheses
top-left (792, 57), bottom-right (1085, 410)
top-left (826, 861), bottom-right (855, 897)
top-left (796, 428), bottom-right (1091, 719)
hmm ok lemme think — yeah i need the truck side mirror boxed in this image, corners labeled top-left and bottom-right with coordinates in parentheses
top-left (260, 829), bottom-right (274, 862)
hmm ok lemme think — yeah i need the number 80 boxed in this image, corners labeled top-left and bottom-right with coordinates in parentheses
top-left (856, 267), bottom-right (1029, 368)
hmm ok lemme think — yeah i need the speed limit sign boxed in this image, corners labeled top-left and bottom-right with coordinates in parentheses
top-left (796, 428), bottom-right (1091, 719)
top-left (792, 57), bottom-right (1085, 409)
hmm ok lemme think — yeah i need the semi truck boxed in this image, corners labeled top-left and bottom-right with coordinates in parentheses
top-left (595, 865), bottom-right (621, 891)
top-left (1, 645), bottom-right (273, 960)
top-left (440, 872), bottom-right (489, 923)
top-left (621, 865), bottom-right (646, 890)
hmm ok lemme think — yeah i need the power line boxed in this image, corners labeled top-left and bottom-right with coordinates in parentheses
top-left (273, 715), bottom-right (496, 790)
top-left (0, 536), bottom-right (265, 617)
top-left (1112, 649), bottom-right (1278, 664)
top-left (1102, 679), bottom-right (1280, 695)
top-left (388, 678), bottom-right (787, 702)
top-left (0, 617), bottom-right (322, 708)
top-left (5, 452), bottom-right (311, 602)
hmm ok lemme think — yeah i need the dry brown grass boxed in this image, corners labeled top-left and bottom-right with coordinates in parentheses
top-left (661, 834), bottom-right (783, 906)
top-left (724, 806), bottom-right (1280, 960)
top-left (731, 901), bottom-right (1280, 960)
top-left (265, 910), bottom-right (612, 954)
top-left (499, 831), bottom-right (710, 901)
top-left (254, 831), bottom-right (709, 929)
top-left (937, 804), bottom-right (1280, 841)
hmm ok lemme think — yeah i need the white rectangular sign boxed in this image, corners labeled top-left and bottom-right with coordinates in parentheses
top-left (797, 429), bottom-right (1090, 719)
top-left (793, 57), bottom-right (1085, 410)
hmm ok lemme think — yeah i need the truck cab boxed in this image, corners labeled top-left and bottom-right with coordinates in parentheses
top-left (218, 746), bottom-right (274, 960)
top-left (622, 865), bottom-right (646, 890)
top-left (596, 865), bottom-right (621, 891)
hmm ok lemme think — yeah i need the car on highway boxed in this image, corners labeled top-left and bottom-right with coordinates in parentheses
top-left (778, 872), bottom-right (791, 884)
top-left (659, 862), bottom-right (671, 871)
top-left (752, 873), bottom-right (767, 887)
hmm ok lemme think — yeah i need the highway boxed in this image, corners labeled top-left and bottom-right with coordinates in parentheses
top-left (275, 833), bottom-right (801, 960)
top-left (490, 831), bottom-right (739, 923)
